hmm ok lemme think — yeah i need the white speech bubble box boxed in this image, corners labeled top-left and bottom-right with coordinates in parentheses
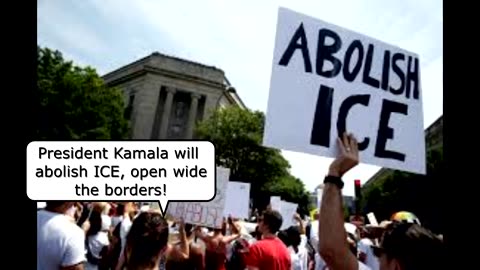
top-left (27, 141), bottom-right (216, 214)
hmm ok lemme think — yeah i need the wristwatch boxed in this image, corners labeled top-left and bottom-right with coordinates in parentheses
top-left (323, 175), bottom-right (344, 189)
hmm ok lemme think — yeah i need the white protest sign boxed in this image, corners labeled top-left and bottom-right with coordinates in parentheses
top-left (263, 7), bottom-right (426, 174)
top-left (367, 212), bottom-right (379, 226)
top-left (224, 182), bottom-right (251, 219)
top-left (280, 200), bottom-right (298, 230)
top-left (270, 196), bottom-right (282, 211)
top-left (167, 167), bottom-right (229, 228)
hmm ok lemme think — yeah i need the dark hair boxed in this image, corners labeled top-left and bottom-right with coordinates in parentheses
top-left (45, 201), bottom-right (69, 209)
top-left (184, 223), bottom-right (194, 238)
top-left (86, 211), bottom-right (102, 237)
top-left (285, 226), bottom-right (301, 253)
top-left (116, 204), bottom-right (125, 216)
top-left (261, 209), bottom-right (283, 234)
top-left (277, 230), bottom-right (290, 246)
top-left (125, 212), bottom-right (169, 270)
top-left (380, 222), bottom-right (444, 270)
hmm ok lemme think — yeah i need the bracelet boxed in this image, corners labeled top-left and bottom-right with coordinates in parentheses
top-left (323, 175), bottom-right (344, 189)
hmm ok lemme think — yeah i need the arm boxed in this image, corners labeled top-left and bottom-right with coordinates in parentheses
top-left (222, 220), bottom-right (242, 244)
top-left (61, 230), bottom-right (86, 270)
top-left (195, 227), bottom-right (212, 244)
top-left (319, 133), bottom-right (359, 270)
top-left (61, 263), bottom-right (84, 270)
top-left (177, 218), bottom-right (189, 259)
top-left (115, 247), bottom-right (126, 270)
top-left (294, 213), bottom-right (306, 235)
top-left (191, 246), bottom-right (206, 270)
top-left (222, 234), bottom-right (241, 245)
top-left (170, 219), bottom-right (190, 261)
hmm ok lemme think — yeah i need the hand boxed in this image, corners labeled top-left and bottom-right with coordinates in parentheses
top-left (293, 213), bottom-right (301, 221)
top-left (329, 132), bottom-right (359, 177)
top-left (194, 226), bottom-right (202, 236)
top-left (176, 217), bottom-right (185, 231)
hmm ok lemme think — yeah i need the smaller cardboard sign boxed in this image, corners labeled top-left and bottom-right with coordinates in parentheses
top-left (279, 200), bottom-right (298, 230)
top-left (224, 182), bottom-right (251, 219)
top-left (367, 212), bottom-right (379, 226)
top-left (270, 196), bottom-right (282, 211)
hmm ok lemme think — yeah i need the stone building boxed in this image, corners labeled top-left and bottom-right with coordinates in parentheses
top-left (102, 52), bottom-right (246, 139)
top-left (363, 115), bottom-right (443, 189)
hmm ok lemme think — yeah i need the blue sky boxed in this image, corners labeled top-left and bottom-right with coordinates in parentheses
top-left (38, 0), bottom-right (442, 196)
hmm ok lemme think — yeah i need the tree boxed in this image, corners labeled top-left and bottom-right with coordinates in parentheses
top-left (196, 106), bottom-right (312, 215)
top-left (361, 145), bottom-right (444, 233)
top-left (35, 46), bottom-right (129, 140)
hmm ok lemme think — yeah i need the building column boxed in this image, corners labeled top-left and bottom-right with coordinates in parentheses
top-left (203, 93), bottom-right (220, 120)
top-left (159, 87), bottom-right (176, 139)
top-left (185, 93), bottom-right (202, 139)
top-left (131, 82), bottom-right (162, 139)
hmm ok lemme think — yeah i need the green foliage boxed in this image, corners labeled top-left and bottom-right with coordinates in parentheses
top-left (361, 146), bottom-right (444, 233)
top-left (196, 107), bottom-right (311, 216)
top-left (263, 174), bottom-right (312, 215)
top-left (343, 205), bottom-right (351, 221)
top-left (35, 46), bottom-right (129, 140)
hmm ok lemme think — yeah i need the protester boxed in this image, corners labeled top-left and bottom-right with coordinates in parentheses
top-left (372, 222), bottom-right (443, 270)
top-left (318, 132), bottom-right (444, 270)
top-left (289, 214), bottom-right (309, 270)
top-left (37, 201), bottom-right (86, 270)
top-left (195, 218), bottom-right (241, 270)
top-left (119, 202), bottom-right (137, 253)
top-left (243, 209), bottom-right (291, 270)
top-left (85, 211), bottom-right (110, 270)
top-left (115, 211), bottom-right (184, 270)
top-left (278, 225), bottom-right (309, 270)
top-left (358, 228), bottom-right (379, 270)
top-left (166, 223), bottom-right (205, 270)
top-left (36, 134), bottom-right (443, 270)
top-left (111, 203), bottom-right (124, 229)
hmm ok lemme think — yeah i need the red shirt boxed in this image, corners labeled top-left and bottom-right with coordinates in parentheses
top-left (244, 237), bottom-right (291, 270)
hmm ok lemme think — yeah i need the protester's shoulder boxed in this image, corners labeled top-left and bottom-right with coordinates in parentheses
top-left (66, 222), bottom-right (85, 242)
top-left (190, 243), bottom-right (203, 254)
top-left (358, 260), bottom-right (372, 270)
top-left (37, 209), bottom-right (57, 222)
top-left (359, 238), bottom-right (373, 245)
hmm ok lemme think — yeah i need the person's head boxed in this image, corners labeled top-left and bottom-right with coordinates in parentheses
top-left (276, 226), bottom-right (304, 253)
top-left (125, 212), bottom-right (169, 270)
top-left (285, 226), bottom-right (301, 248)
top-left (277, 230), bottom-right (290, 246)
top-left (116, 203), bottom-right (125, 216)
top-left (257, 209), bottom-right (283, 235)
top-left (313, 210), bottom-right (320, 221)
top-left (359, 226), bottom-right (370, 239)
top-left (91, 202), bottom-right (110, 215)
top-left (87, 211), bottom-right (102, 236)
top-left (373, 222), bottom-right (444, 270)
top-left (122, 202), bottom-right (137, 220)
top-left (45, 201), bottom-right (81, 220)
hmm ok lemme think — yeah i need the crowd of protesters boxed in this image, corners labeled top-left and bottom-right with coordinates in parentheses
top-left (37, 133), bottom-right (444, 270)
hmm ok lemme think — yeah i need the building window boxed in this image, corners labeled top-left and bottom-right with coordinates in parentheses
top-left (125, 93), bottom-right (135, 120)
